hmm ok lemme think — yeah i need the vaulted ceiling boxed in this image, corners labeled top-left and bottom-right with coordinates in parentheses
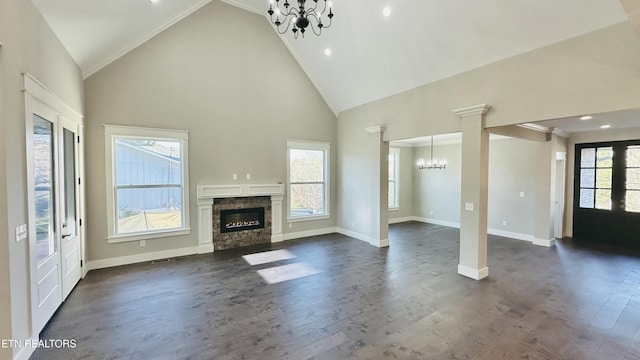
top-left (32, 0), bottom-right (630, 115)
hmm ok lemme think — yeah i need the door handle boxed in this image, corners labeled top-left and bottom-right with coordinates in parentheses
top-left (62, 234), bottom-right (71, 239)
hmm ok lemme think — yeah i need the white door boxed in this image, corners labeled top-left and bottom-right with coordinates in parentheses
top-left (28, 100), bottom-right (63, 333)
top-left (59, 116), bottom-right (82, 300)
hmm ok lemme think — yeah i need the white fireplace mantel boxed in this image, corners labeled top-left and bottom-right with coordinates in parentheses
top-left (196, 184), bottom-right (285, 253)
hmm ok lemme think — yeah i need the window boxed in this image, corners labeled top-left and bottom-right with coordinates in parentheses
top-left (389, 148), bottom-right (399, 209)
top-left (625, 146), bottom-right (640, 212)
top-left (579, 147), bottom-right (612, 210)
top-left (105, 125), bottom-right (190, 242)
top-left (287, 140), bottom-right (330, 221)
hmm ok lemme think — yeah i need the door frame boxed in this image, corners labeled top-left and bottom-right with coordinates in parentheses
top-left (24, 73), bottom-right (85, 338)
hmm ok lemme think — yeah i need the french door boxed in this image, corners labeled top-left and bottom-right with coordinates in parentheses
top-left (573, 140), bottom-right (640, 245)
top-left (27, 97), bottom-right (82, 334)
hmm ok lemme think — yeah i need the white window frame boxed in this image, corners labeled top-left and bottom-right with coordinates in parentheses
top-left (287, 140), bottom-right (330, 222)
top-left (389, 147), bottom-right (400, 210)
top-left (105, 125), bottom-right (190, 243)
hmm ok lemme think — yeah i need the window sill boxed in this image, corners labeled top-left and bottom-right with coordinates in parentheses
top-left (107, 228), bottom-right (191, 244)
top-left (287, 214), bottom-right (330, 223)
top-left (389, 207), bottom-right (400, 212)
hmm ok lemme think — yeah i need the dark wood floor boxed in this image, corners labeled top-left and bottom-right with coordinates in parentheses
top-left (32, 222), bottom-right (640, 359)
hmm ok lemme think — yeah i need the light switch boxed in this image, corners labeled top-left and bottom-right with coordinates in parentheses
top-left (15, 224), bottom-right (27, 242)
top-left (465, 202), bottom-right (474, 211)
top-left (246, 173), bottom-right (251, 180)
top-left (520, 191), bottom-right (525, 198)
top-left (233, 173), bottom-right (237, 180)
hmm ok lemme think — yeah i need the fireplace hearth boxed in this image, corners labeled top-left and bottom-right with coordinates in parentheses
top-left (220, 207), bottom-right (265, 233)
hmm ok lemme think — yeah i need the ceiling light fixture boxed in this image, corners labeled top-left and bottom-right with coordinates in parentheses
top-left (417, 136), bottom-right (447, 170)
top-left (268, 0), bottom-right (333, 39)
top-left (580, 115), bottom-right (592, 120)
top-left (383, 7), bottom-right (391, 17)
top-left (324, 48), bottom-right (332, 56)
top-left (600, 124), bottom-right (611, 129)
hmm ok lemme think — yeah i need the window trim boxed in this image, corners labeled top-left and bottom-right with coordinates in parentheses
top-left (389, 147), bottom-right (400, 210)
top-left (105, 125), bottom-right (190, 243)
top-left (286, 140), bottom-right (330, 222)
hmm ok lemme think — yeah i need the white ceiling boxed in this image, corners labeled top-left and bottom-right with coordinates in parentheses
top-left (32, 0), bottom-right (629, 114)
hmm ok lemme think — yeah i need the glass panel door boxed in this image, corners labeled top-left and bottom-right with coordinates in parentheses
top-left (33, 115), bottom-right (56, 264)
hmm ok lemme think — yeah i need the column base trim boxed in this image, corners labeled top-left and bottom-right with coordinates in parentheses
top-left (336, 228), bottom-right (389, 248)
top-left (458, 264), bottom-right (489, 280)
top-left (533, 238), bottom-right (556, 247)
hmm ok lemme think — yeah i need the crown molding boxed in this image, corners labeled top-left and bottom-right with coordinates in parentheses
top-left (517, 122), bottom-right (552, 133)
top-left (220, 0), bottom-right (263, 15)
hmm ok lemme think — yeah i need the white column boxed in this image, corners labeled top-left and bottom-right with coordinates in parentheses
top-left (453, 104), bottom-right (491, 280)
top-left (197, 199), bottom-right (214, 253)
top-left (271, 195), bottom-right (284, 242)
top-left (365, 125), bottom-right (389, 248)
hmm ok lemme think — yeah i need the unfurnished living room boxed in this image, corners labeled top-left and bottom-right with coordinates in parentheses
top-left (2, 0), bottom-right (640, 359)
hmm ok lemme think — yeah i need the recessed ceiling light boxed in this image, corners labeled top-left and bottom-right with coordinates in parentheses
top-left (600, 124), bottom-right (611, 129)
top-left (579, 115), bottom-right (592, 120)
top-left (324, 48), bottom-right (332, 57)
top-left (383, 7), bottom-right (392, 17)
top-left (149, 0), bottom-right (159, 3)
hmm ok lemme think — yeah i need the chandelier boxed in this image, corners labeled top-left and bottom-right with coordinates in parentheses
top-left (267, 0), bottom-right (334, 39)
top-left (417, 136), bottom-right (447, 170)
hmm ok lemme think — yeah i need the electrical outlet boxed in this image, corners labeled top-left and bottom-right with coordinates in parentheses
top-left (429, 210), bottom-right (434, 216)
top-left (246, 173), bottom-right (251, 180)
top-left (520, 191), bottom-right (525, 198)
top-left (140, 240), bottom-right (146, 247)
top-left (288, 222), bottom-right (293, 228)
top-left (502, 220), bottom-right (507, 227)
top-left (465, 202), bottom-right (474, 211)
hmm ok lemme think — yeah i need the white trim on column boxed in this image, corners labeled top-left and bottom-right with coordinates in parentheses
top-left (271, 195), bottom-right (284, 242)
top-left (533, 238), bottom-right (556, 247)
top-left (336, 227), bottom-right (389, 247)
top-left (197, 199), bottom-right (213, 253)
top-left (365, 125), bottom-right (386, 134)
top-left (452, 104), bottom-right (491, 118)
top-left (458, 264), bottom-right (489, 280)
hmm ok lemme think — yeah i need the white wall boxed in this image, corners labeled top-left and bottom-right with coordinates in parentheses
top-left (413, 143), bottom-right (461, 225)
top-left (388, 146), bottom-right (414, 222)
top-left (84, 1), bottom-right (337, 263)
top-left (0, 0), bottom-right (84, 358)
top-left (337, 22), bottom-right (640, 244)
top-left (410, 138), bottom-right (540, 239)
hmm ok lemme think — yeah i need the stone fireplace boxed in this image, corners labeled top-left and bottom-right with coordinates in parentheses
top-left (197, 184), bottom-right (284, 253)
top-left (213, 197), bottom-right (270, 250)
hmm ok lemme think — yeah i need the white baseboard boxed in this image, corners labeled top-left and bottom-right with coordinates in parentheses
top-left (413, 217), bottom-right (460, 228)
top-left (271, 234), bottom-right (284, 243)
top-left (533, 238), bottom-right (556, 247)
top-left (283, 227), bottom-right (337, 241)
top-left (458, 264), bottom-right (489, 280)
top-left (412, 217), bottom-right (535, 243)
top-left (389, 216), bottom-right (414, 224)
top-left (86, 246), bottom-right (203, 271)
top-left (336, 227), bottom-right (388, 247)
top-left (488, 229), bottom-right (534, 242)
